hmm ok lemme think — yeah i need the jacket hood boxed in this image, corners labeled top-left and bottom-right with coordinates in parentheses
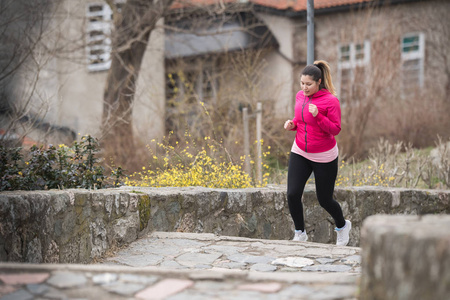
top-left (299, 88), bottom-right (332, 99)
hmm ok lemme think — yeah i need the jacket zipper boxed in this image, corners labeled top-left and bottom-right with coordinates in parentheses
top-left (301, 95), bottom-right (312, 152)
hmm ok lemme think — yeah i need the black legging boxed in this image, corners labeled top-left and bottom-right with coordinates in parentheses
top-left (287, 152), bottom-right (346, 231)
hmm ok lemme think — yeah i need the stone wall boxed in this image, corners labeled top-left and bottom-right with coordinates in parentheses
top-left (0, 185), bottom-right (449, 263)
top-left (0, 190), bottom-right (141, 264)
top-left (360, 214), bottom-right (450, 300)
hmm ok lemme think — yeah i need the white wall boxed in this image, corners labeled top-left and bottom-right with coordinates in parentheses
top-left (49, 0), bottom-right (106, 138)
top-left (28, 0), bottom-right (166, 144)
top-left (133, 19), bottom-right (166, 143)
top-left (256, 13), bottom-right (296, 117)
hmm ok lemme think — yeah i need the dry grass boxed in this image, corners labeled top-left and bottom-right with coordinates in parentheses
top-left (336, 137), bottom-right (450, 189)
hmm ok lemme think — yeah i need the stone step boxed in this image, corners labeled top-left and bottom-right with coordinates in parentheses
top-left (101, 232), bottom-right (362, 274)
top-left (0, 232), bottom-right (362, 300)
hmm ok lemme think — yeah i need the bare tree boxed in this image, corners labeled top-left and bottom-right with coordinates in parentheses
top-left (101, 0), bottom-right (175, 166)
top-left (0, 0), bottom-right (80, 146)
top-left (0, 0), bottom-right (54, 144)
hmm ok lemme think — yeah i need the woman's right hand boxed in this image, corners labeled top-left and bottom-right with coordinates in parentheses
top-left (284, 120), bottom-right (295, 130)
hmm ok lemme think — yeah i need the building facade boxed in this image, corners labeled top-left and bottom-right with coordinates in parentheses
top-left (3, 0), bottom-right (448, 150)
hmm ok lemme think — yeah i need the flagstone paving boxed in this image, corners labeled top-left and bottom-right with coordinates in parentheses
top-left (0, 232), bottom-right (361, 299)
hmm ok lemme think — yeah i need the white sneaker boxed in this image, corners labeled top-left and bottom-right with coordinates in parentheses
top-left (335, 220), bottom-right (351, 246)
top-left (293, 230), bottom-right (308, 242)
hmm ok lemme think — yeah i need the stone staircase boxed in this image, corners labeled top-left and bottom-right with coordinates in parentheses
top-left (1, 187), bottom-right (449, 299)
top-left (0, 232), bottom-right (362, 300)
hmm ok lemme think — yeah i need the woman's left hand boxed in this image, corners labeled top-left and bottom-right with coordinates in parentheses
top-left (309, 104), bottom-right (318, 117)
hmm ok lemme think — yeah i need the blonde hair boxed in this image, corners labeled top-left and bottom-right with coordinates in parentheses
top-left (301, 60), bottom-right (337, 96)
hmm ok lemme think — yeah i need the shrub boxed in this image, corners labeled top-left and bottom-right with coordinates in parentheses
top-left (0, 135), bottom-right (123, 191)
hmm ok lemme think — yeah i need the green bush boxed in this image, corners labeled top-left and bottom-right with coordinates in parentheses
top-left (0, 135), bottom-right (124, 191)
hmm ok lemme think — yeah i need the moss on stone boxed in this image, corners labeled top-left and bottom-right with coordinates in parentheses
top-left (138, 195), bottom-right (151, 231)
top-left (131, 190), bottom-right (145, 194)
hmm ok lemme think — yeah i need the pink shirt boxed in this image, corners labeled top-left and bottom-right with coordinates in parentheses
top-left (291, 141), bottom-right (338, 163)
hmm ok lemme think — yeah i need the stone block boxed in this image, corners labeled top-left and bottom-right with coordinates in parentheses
top-left (11, 196), bottom-right (31, 222)
top-left (26, 238), bottom-right (43, 263)
top-left (43, 240), bottom-right (59, 263)
top-left (0, 195), bottom-right (10, 215)
top-left (112, 214), bottom-right (139, 244)
top-left (193, 192), bottom-right (211, 218)
top-left (225, 191), bottom-right (247, 213)
top-left (0, 273), bottom-right (49, 285)
top-left (210, 191), bottom-right (226, 211)
top-left (360, 214), bottom-right (450, 300)
top-left (135, 278), bottom-right (194, 300)
top-left (90, 220), bottom-right (108, 257)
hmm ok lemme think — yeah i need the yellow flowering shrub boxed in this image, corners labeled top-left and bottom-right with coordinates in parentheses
top-left (125, 135), bottom-right (269, 188)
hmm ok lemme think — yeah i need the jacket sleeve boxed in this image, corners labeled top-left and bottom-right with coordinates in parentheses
top-left (291, 117), bottom-right (298, 131)
top-left (315, 100), bottom-right (341, 136)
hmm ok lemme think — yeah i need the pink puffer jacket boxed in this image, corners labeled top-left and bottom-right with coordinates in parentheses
top-left (291, 89), bottom-right (341, 153)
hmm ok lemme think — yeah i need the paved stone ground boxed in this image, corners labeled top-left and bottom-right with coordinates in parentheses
top-left (0, 232), bottom-right (361, 300)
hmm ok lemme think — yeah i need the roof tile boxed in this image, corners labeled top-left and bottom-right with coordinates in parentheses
top-left (173, 0), bottom-right (373, 12)
top-left (252, 0), bottom-right (373, 11)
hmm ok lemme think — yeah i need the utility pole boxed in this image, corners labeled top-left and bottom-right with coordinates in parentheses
top-left (256, 102), bottom-right (262, 184)
top-left (242, 103), bottom-right (263, 184)
top-left (307, 0), bottom-right (315, 65)
top-left (242, 107), bottom-right (251, 176)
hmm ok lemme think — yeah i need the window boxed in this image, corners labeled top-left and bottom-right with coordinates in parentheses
top-left (337, 40), bottom-right (370, 102)
top-left (401, 33), bottom-right (424, 88)
top-left (86, 1), bottom-right (125, 72)
top-left (165, 63), bottom-right (220, 135)
top-left (86, 3), bottom-right (112, 71)
top-left (166, 68), bottom-right (219, 105)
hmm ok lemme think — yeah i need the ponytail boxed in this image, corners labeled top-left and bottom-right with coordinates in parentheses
top-left (313, 60), bottom-right (336, 96)
top-left (301, 60), bottom-right (337, 96)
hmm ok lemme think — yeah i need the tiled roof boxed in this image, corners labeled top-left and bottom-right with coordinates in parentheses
top-left (172, 0), bottom-right (373, 12)
top-left (252, 0), bottom-right (372, 11)
top-left (0, 129), bottom-right (38, 147)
